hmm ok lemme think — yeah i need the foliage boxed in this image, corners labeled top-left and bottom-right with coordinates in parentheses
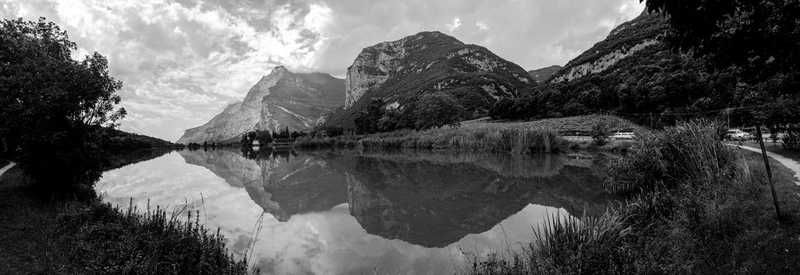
top-left (590, 122), bottom-right (609, 146)
top-left (413, 92), bottom-right (465, 130)
top-left (240, 128), bottom-right (307, 149)
top-left (0, 18), bottom-right (126, 189)
top-left (470, 212), bottom-right (630, 275)
top-left (492, 10), bottom-right (800, 131)
top-left (97, 128), bottom-right (175, 151)
top-left (644, 0), bottom-right (800, 126)
top-left (353, 93), bottom-right (466, 134)
top-left (784, 124), bottom-right (800, 150)
top-left (56, 200), bottom-right (247, 274)
top-left (354, 98), bottom-right (386, 134)
top-left (358, 123), bottom-right (563, 154)
top-left (606, 120), bottom-right (740, 195)
top-left (529, 212), bottom-right (631, 274)
top-left (471, 121), bottom-right (800, 274)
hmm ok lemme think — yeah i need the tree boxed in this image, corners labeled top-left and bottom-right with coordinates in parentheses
top-left (354, 98), bottom-right (385, 134)
top-left (414, 92), bottom-right (465, 130)
top-left (643, 0), bottom-right (800, 126)
top-left (0, 18), bottom-right (126, 189)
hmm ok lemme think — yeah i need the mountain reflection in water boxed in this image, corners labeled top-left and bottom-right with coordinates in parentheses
top-left (96, 149), bottom-right (611, 274)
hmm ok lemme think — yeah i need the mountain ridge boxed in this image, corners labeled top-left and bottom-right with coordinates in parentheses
top-left (177, 66), bottom-right (345, 144)
top-left (326, 31), bottom-right (535, 130)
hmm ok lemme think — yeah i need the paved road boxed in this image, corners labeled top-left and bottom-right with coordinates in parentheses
top-left (730, 144), bottom-right (800, 186)
top-left (0, 161), bottom-right (15, 178)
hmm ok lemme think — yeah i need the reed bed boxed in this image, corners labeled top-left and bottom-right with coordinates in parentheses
top-left (359, 125), bottom-right (565, 154)
top-left (293, 135), bottom-right (361, 149)
top-left (55, 199), bottom-right (247, 274)
top-left (470, 211), bottom-right (630, 275)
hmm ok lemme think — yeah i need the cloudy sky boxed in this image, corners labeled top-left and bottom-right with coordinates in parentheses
top-left (1, 0), bottom-right (644, 141)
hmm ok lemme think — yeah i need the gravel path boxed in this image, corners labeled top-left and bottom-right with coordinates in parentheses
top-left (0, 161), bottom-right (15, 179)
top-left (731, 144), bottom-right (800, 186)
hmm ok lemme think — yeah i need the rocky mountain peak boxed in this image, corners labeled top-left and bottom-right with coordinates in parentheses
top-left (177, 67), bottom-right (345, 144)
top-left (329, 31), bottom-right (533, 129)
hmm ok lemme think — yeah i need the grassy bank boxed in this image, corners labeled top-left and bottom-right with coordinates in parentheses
top-left (359, 124), bottom-right (563, 153)
top-left (299, 115), bottom-right (641, 154)
top-left (470, 120), bottom-right (800, 274)
top-left (0, 165), bottom-right (246, 274)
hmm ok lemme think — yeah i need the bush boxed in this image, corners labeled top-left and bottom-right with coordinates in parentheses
top-left (590, 122), bottom-right (609, 146)
top-left (606, 120), bottom-right (739, 195)
top-left (413, 92), bottom-right (465, 130)
top-left (783, 125), bottom-right (800, 150)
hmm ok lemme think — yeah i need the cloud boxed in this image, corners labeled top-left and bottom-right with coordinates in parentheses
top-left (446, 17), bottom-right (461, 33)
top-left (475, 21), bottom-right (489, 31)
top-left (0, 0), bottom-right (644, 140)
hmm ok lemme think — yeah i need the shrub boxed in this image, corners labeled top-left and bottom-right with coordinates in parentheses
top-left (606, 120), bottom-right (738, 195)
top-left (590, 122), bottom-right (609, 146)
top-left (413, 92), bottom-right (465, 130)
top-left (783, 124), bottom-right (800, 150)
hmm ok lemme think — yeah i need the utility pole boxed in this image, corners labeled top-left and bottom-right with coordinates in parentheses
top-left (755, 125), bottom-right (782, 221)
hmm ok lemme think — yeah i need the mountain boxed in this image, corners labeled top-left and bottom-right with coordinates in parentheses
top-left (528, 65), bottom-right (562, 83)
top-left (548, 12), bottom-right (668, 84)
top-left (177, 66), bottom-right (345, 144)
top-left (494, 12), bottom-right (724, 123)
top-left (326, 31), bottom-right (534, 129)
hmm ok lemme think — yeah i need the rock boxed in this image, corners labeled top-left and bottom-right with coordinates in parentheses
top-left (177, 66), bottom-right (345, 144)
top-left (548, 12), bottom-right (669, 83)
top-left (328, 31), bottom-right (534, 128)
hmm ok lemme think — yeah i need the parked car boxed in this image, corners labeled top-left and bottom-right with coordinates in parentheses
top-left (726, 129), bottom-right (754, 141)
top-left (611, 131), bottom-right (636, 140)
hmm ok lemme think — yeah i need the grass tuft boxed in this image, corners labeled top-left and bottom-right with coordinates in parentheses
top-left (55, 199), bottom-right (247, 274)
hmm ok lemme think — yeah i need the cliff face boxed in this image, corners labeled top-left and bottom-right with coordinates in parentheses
top-left (177, 66), bottom-right (345, 144)
top-left (548, 12), bottom-right (669, 83)
top-left (328, 31), bottom-right (534, 128)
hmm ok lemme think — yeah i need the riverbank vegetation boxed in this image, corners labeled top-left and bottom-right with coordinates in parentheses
top-left (296, 115), bottom-right (640, 153)
top-left (469, 120), bottom-right (800, 274)
top-left (0, 18), bottom-right (244, 274)
top-left (0, 166), bottom-right (246, 274)
top-left (358, 123), bottom-right (563, 153)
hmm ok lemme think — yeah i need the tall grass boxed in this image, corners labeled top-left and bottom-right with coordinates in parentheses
top-left (470, 120), bottom-right (799, 274)
top-left (605, 120), bottom-right (740, 195)
top-left (293, 135), bottom-right (360, 149)
top-left (471, 211), bottom-right (631, 275)
top-left (359, 126), bottom-right (564, 154)
top-left (55, 199), bottom-right (247, 274)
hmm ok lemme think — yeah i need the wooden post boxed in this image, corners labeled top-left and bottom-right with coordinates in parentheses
top-left (756, 125), bottom-right (782, 220)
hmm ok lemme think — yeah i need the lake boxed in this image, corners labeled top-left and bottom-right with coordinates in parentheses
top-left (95, 149), bottom-right (610, 274)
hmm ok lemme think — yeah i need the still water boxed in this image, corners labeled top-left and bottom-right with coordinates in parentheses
top-left (95, 149), bottom-right (610, 274)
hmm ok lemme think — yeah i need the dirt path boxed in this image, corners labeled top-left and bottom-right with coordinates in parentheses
top-left (0, 161), bottom-right (15, 178)
top-left (730, 144), bottom-right (800, 186)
